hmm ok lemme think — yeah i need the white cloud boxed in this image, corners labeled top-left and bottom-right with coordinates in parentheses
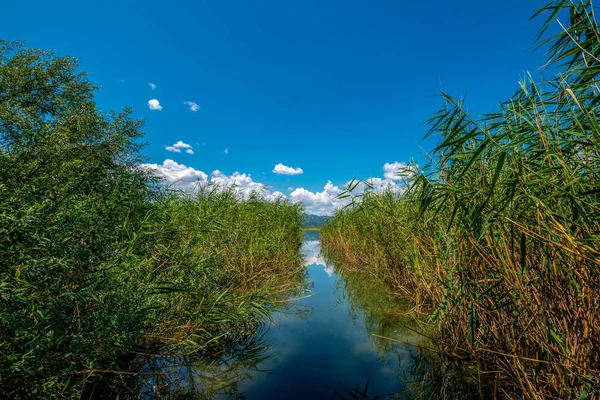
top-left (265, 191), bottom-right (287, 201)
top-left (289, 181), bottom-right (348, 216)
top-left (148, 99), bottom-right (162, 111)
top-left (184, 101), bottom-right (200, 112)
top-left (141, 160), bottom-right (411, 216)
top-left (273, 163), bottom-right (303, 175)
top-left (286, 162), bottom-right (411, 215)
top-left (209, 170), bottom-right (268, 198)
top-left (224, 148), bottom-right (229, 154)
top-left (148, 83), bottom-right (157, 90)
top-left (383, 161), bottom-right (412, 180)
top-left (165, 140), bottom-right (193, 153)
top-left (358, 177), bottom-right (405, 193)
top-left (141, 159), bottom-right (208, 191)
top-left (142, 160), bottom-right (287, 201)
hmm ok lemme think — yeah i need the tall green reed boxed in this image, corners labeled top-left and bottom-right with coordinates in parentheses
top-left (0, 40), bottom-right (306, 398)
top-left (322, 1), bottom-right (600, 397)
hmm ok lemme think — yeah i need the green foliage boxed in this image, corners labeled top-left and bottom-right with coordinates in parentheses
top-left (0, 40), bottom-right (305, 398)
top-left (322, 1), bottom-right (600, 398)
top-left (0, 41), bottom-right (96, 150)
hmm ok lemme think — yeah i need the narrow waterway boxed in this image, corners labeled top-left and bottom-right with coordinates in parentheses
top-left (205, 231), bottom-right (425, 398)
top-left (138, 231), bottom-right (430, 399)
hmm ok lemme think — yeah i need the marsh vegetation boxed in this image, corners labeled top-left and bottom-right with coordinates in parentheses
top-left (322, 1), bottom-right (600, 398)
top-left (3, 1), bottom-right (600, 399)
top-left (0, 40), bottom-right (306, 398)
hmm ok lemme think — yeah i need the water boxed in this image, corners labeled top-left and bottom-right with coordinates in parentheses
top-left (136, 232), bottom-right (430, 399)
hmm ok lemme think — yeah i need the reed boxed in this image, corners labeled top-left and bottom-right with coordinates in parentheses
top-left (0, 41), bottom-right (305, 398)
top-left (322, 1), bottom-right (600, 397)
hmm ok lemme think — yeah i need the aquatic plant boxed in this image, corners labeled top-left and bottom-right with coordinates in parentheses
top-left (322, 1), bottom-right (600, 397)
top-left (0, 40), bottom-right (305, 398)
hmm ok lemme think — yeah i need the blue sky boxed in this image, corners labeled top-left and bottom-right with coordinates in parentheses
top-left (3, 0), bottom-right (553, 214)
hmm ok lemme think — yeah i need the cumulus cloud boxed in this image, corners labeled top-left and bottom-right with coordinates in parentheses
top-left (287, 164), bottom-right (410, 216)
top-left (383, 161), bottom-right (414, 180)
top-left (141, 160), bottom-right (270, 198)
top-left (209, 170), bottom-right (268, 198)
top-left (287, 180), bottom-right (394, 216)
top-left (265, 191), bottom-right (287, 202)
top-left (273, 163), bottom-right (303, 175)
top-left (141, 160), bottom-right (411, 216)
top-left (360, 177), bottom-right (405, 193)
top-left (141, 159), bottom-right (208, 191)
top-left (141, 159), bottom-right (267, 196)
top-left (184, 101), bottom-right (200, 112)
top-left (165, 140), bottom-right (194, 154)
top-left (148, 99), bottom-right (162, 111)
top-left (289, 181), bottom-right (348, 216)
top-left (148, 83), bottom-right (157, 90)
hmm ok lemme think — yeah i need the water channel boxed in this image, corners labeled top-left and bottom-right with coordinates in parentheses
top-left (134, 231), bottom-right (437, 399)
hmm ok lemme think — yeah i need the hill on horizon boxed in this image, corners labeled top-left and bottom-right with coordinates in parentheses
top-left (303, 214), bottom-right (332, 228)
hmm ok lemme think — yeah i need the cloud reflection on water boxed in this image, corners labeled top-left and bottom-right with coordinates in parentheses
top-left (301, 239), bottom-right (334, 276)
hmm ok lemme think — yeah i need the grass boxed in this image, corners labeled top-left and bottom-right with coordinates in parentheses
top-left (321, 1), bottom-right (600, 398)
top-left (0, 41), bottom-right (306, 398)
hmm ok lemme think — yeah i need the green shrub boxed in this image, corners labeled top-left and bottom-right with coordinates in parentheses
top-left (0, 40), bottom-right (305, 398)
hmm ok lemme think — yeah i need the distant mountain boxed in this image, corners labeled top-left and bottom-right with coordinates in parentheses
top-left (303, 214), bottom-right (332, 228)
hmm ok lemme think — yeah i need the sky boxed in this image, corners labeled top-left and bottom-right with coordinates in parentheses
top-left (3, 0), bottom-right (555, 214)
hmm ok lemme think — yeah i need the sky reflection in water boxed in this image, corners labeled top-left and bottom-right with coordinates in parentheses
top-left (222, 232), bottom-right (422, 399)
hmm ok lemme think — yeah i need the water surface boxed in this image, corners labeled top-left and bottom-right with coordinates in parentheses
top-left (140, 232), bottom-right (428, 399)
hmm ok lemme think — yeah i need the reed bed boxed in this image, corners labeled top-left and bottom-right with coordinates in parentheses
top-left (322, 1), bottom-right (600, 398)
top-left (0, 41), bottom-right (305, 398)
